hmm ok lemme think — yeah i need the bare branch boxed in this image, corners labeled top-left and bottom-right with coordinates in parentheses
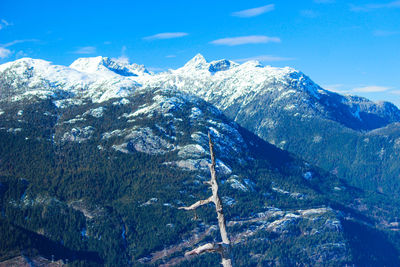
top-left (185, 242), bottom-right (223, 256)
top-left (203, 181), bottom-right (211, 186)
top-left (178, 196), bottom-right (213, 211)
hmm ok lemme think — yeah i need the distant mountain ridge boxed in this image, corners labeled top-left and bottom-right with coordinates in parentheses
top-left (1, 54), bottom-right (398, 130)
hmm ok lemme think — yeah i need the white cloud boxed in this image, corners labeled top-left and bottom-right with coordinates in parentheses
top-left (210, 35), bottom-right (281, 46)
top-left (0, 19), bottom-right (12, 30)
top-left (0, 38), bottom-right (38, 59)
top-left (73, 46), bottom-right (96, 54)
top-left (373, 30), bottom-right (400, 36)
top-left (114, 45), bottom-right (129, 64)
top-left (1, 19), bottom-right (10, 26)
top-left (352, 85), bottom-right (391, 92)
top-left (235, 55), bottom-right (294, 62)
top-left (143, 32), bottom-right (188, 40)
top-left (391, 90), bottom-right (400, 95)
top-left (0, 47), bottom-right (11, 59)
top-left (15, 50), bottom-right (28, 59)
top-left (350, 1), bottom-right (400, 12)
top-left (322, 84), bottom-right (395, 94)
top-left (166, 55), bottom-right (176, 58)
top-left (231, 4), bottom-right (275, 18)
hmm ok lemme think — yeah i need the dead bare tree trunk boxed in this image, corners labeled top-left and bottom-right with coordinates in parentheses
top-left (179, 132), bottom-right (233, 267)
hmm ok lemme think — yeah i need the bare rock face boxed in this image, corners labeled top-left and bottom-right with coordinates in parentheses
top-left (124, 127), bottom-right (175, 155)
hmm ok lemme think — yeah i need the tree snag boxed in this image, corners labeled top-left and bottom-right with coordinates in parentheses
top-left (179, 132), bottom-right (233, 267)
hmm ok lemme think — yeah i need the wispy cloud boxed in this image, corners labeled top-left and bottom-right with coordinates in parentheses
top-left (373, 30), bottom-right (400, 36)
top-left (0, 39), bottom-right (38, 59)
top-left (1, 39), bottom-right (39, 48)
top-left (114, 45), bottom-right (129, 63)
top-left (231, 4), bottom-right (275, 18)
top-left (0, 47), bottom-right (11, 59)
top-left (235, 55), bottom-right (294, 62)
top-left (0, 19), bottom-right (12, 30)
top-left (391, 90), bottom-right (400, 95)
top-left (72, 46), bottom-right (96, 54)
top-left (350, 1), bottom-right (400, 12)
top-left (166, 55), bottom-right (176, 58)
top-left (323, 84), bottom-right (395, 94)
top-left (210, 35), bottom-right (280, 46)
top-left (352, 85), bottom-right (391, 92)
top-left (143, 32), bottom-right (188, 40)
top-left (300, 10), bottom-right (319, 18)
top-left (15, 50), bottom-right (28, 59)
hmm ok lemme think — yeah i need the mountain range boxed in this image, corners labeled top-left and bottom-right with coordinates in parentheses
top-left (0, 55), bottom-right (400, 266)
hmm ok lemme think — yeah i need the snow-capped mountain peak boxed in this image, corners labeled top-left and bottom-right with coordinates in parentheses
top-left (0, 57), bottom-right (54, 74)
top-left (0, 57), bottom-right (91, 89)
top-left (70, 56), bottom-right (150, 77)
top-left (178, 54), bottom-right (239, 73)
top-left (181, 53), bottom-right (208, 70)
top-left (0, 57), bottom-right (141, 104)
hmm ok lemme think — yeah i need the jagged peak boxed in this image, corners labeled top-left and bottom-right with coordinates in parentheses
top-left (182, 53), bottom-right (208, 70)
top-left (70, 56), bottom-right (126, 75)
top-left (179, 54), bottom-right (240, 73)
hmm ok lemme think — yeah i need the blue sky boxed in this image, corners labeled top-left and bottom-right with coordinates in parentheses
top-left (1, 0), bottom-right (399, 106)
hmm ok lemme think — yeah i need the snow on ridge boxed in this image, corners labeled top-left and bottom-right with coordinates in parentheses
top-left (70, 56), bottom-right (151, 77)
top-left (0, 57), bottom-right (142, 103)
top-left (137, 54), bottom-right (318, 111)
top-left (0, 56), bottom-right (313, 107)
top-left (4, 54), bottom-right (394, 121)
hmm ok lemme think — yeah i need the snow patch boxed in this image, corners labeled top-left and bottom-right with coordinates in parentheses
top-left (140, 198), bottom-right (158, 207)
top-left (63, 117), bottom-right (86, 124)
top-left (313, 135), bottom-right (322, 143)
top-left (394, 138), bottom-right (400, 149)
top-left (53, 98), bottom-right (84, 108)
top-left (227, 176), bottom-right (248, 192)
top-left (190, 107), bottom-right (202, 119)
top-left (62, 126), bottom-right (95, 142)
top-left (102, 129), bottom-right (123, 139)
top-left (178, 144), bottom-right (207, 159)
top-left (173, 159), bottom-right (209, 171)
top-left (303, 171), bottom-right (313, 180)
top-left (299, 208), bottom-right (329, 216)
top-left (85, 107), bottom-right (105, 118)
top-left (7, 128), bottom-right (22, 134)
top-left (222, 196), bottom-right (236, 206)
